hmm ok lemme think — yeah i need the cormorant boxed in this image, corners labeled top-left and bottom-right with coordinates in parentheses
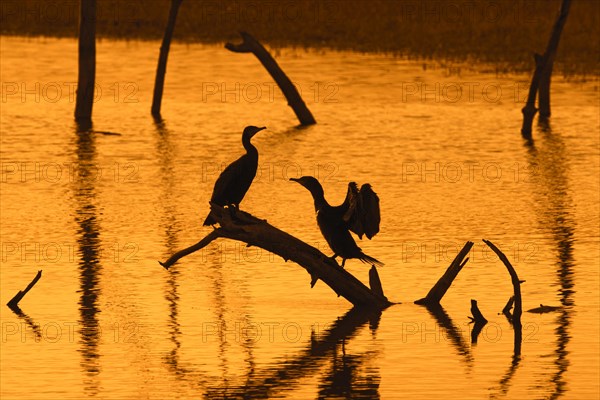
top-left (290, 176), bottom-right (383, 267)
top-left (203, 126), bottom-right (266, 225)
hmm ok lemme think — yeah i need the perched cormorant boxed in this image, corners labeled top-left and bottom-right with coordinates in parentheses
top-left (203, 126), bottom-right (266, 225)
top-left (290, 176), bottom-right (383, 267)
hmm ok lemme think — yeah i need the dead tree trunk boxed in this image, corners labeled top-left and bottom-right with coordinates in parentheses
top-left (151, 0), bottom-right (184, 118)
top-left (74, 0), bottom-right (96, 123)
top-left (521, 53), bottom-right (543, 139)
top-left (225, 32), bottom-right (316, 126)
top-left (483, 239), bottom-right (523, 355)
top-left (521, 0), bottom-right (571, 137)
top-left (414, 241), bottom-right (473, 306)
top-left (538, 0), bottom-right (571, 118)
top-left (160, 204), bottom-right (389, 308)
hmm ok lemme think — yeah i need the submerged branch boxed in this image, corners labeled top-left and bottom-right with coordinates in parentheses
top-left (7, 270), bottom-right (42, 309)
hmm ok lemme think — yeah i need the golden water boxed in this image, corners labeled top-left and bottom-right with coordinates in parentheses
top-left (1, 36), bottom-right (598, 399)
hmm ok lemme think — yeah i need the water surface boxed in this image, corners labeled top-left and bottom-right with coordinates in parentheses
top-left (1, 36), bottom-right (599, 399)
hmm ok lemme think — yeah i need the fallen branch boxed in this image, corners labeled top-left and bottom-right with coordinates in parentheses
top-left (226, 32), bottom-right (316, 126)
top-left (160, 204), bottom-right (390, 308)
top-left (414, 241), bottom-right (473, 306)
top-left (7, 270), bottom-right (42, 309)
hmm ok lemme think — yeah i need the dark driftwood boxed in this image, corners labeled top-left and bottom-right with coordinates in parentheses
top-left (483, 239), bottom-right (523, 355)
top-left (538, 0), bottom-right (571, 118)
top-left (225, 32), bottom-right (316, 126)
top-left (160, 204), bottom-right (390, 308)
top-left (74, 0), bottom-right (96, 122)
top-left (151, 0), bottom-right (184, 117)
top-left (414, 241), bottom-right (473, 305)
top-left (7, 270), bottom-right (42, 309)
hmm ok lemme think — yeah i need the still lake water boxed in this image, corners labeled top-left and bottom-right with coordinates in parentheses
top-left (0, 36), bottom-right (598, 399)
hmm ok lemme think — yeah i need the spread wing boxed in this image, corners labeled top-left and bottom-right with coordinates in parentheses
top-left (342, 182), bottom-right (380, 239)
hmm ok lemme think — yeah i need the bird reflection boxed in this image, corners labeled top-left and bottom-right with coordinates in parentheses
top-left (73, 122), bottom-right (102, 396)
top-left (317, 342), bottom-right (381, 399)
top-left (526, 119), bottom-right (575, 399)
top-left (203, 307), bottom-right (382, 398)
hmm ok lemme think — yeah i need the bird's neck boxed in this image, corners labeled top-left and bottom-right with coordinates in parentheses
top-left (242, 136), bottom-right (257, 156)
top-left (310, 190), bottom-right (328, 211)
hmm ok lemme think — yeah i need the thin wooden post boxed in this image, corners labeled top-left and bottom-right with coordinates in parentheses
top-left (151, 0), bottom-right (184, 117)
top-left (74, 0), bottom-right (96, 123)
top-left (225, 32), bottom-right (316, 125)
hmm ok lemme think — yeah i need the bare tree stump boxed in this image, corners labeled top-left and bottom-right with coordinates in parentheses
top-left (74, 0), bottom-right (96, 123)
top-left (414, 241), bottom-right (473, 306)
top-left (151, 0), bottom-right (184, 117)
top-left (160, 204), bottom-right (389, 308)
top-left (226, 32), bottom-right (316, 126)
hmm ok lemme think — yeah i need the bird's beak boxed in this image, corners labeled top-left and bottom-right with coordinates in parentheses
top-left (289, 177), bottom-right (299, 183)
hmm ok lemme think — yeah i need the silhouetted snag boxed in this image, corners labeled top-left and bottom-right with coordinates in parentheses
top-left (225, 32), bottom-right (316, 126)
top-left (414, 241), bottom-right (473, 306)
top-left (469, 299), bottom-right (488, 324)
top-left (368, 266), bottom-right (386, 300)
top-left (502, 296), bottom-right (515, 316)
top-left (160, 204), bottom-right (389, 308)
top-left (151, 0), bottom-right (184, 117)
top-left (521, 53), bottom-right (543, 139)
top-left (7, 270), bottom-right (42, 309)
top-left (538, 0), bottom-right (571, 119)
top-left (74, 0), bottom-right (96, 123)
top-left (521, 0), bottom-right (571, 136)
top-left (483, 239), bottom-right (523, 354)
top-left (468, 299), bottom-right (487, 344)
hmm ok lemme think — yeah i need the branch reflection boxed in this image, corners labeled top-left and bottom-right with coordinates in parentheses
top-left (73, 122), bottom-right (102, 397)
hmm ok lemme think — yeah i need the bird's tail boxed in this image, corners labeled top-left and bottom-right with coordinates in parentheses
top-left (360, 253), bottom-right (384, 267)
top-left (203, 214), bottom-right (216, 226)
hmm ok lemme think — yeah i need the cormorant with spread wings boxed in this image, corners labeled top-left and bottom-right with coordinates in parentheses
top-left (290, 176), bottom-right (382, 267)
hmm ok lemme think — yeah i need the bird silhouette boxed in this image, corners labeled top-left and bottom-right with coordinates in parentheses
top-left (290, 176), bottom-right (382, 267)
top-left (203, 126), bottom-right (266, 225)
